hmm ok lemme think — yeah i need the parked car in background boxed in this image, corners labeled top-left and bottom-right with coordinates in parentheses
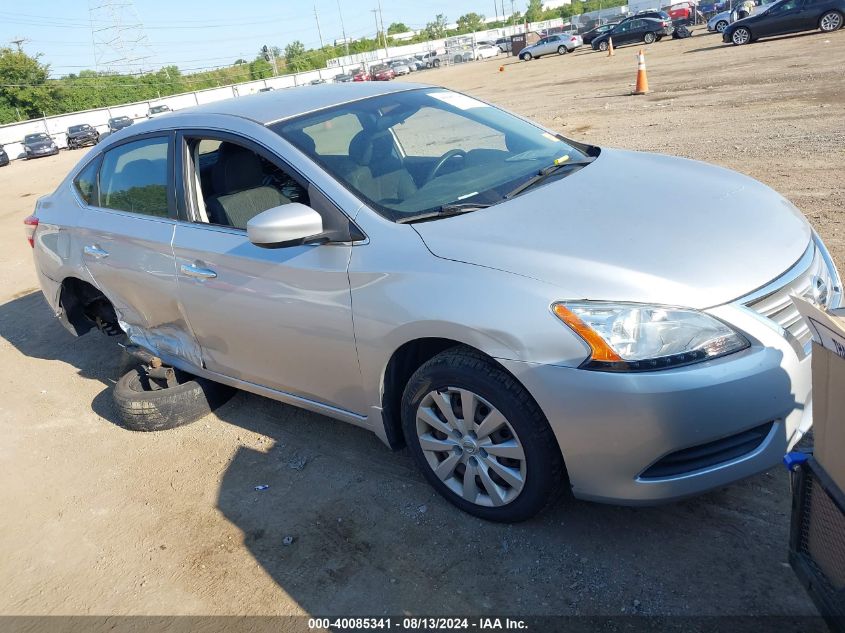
top-left (723, 0), bottom-right (844, 43)
top-left (23, 132), bottom-right (58, 159)
top-left (334, 72), bottom-right (354, 82)
top-left (495, 36), bottom-right (512, 52)
top-left (665, 1), bottom-right (697, 22)
top-left (351, 68), bottom-right (371, 81)
top-left (622, 10), bottom-right (676, 34)
top-left (389, 60), bottom-right (411, 76)
top-left (147, 104), bottom-right (172, 118)
top-left (519, 33), bottom-right (582, 60)
top-left (66, 123), bottom-right (100, 150)
top-left (26, 83), bottom-right (837, 522)
top-left (581, 22), bottom-right (620, 45)
top-left (0, 144), bottom-right (8, 166)
top-left (310, 78), bottom-right (328, 85)
top-left (370, 64), bottom-right (396, 81)
top-left (258, 86), bottom-right (275, 92)
top-left (708, 0), bottom-right (778, 31)
top-left (592, 18), bottom-right (669, 50)
top-left (107, 116), bottom-right (134, 133)
top-left (473, 43), bottom-right (502, 59)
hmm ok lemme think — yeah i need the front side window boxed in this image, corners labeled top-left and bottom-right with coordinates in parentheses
top-left (274, 88), bottom-right (593, 222)
top-left (188, 137), bottom-right (308, 230)
top-left (98, 136), bottom-right (169, 217)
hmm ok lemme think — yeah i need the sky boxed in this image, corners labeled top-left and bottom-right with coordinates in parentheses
top-left (0, 0), bottom-right (518, 77)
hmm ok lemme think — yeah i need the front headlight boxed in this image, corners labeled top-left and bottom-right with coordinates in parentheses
top-left (553, 301), bottom-right (750, 371)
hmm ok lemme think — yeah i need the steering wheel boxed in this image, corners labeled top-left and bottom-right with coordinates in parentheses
top-left (425, 149), bottom-right (467, 184)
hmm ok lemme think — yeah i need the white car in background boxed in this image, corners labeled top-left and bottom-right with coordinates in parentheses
top-left (473, 44), bottom-right (502, 60)
top-left (147, 104), bottom-right (173, 119)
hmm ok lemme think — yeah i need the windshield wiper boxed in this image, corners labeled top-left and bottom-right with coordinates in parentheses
top-left (396, 202), bottom-right (492, 224)
top-left (503, 159), bottom-right (594, 200)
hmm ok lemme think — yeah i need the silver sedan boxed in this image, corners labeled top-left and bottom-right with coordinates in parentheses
top-left (28, 83), bottom-right (835, 521)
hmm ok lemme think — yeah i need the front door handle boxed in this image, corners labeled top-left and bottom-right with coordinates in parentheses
top-left (180, 263), bottom-right (217, 280)
top-left (83, 245), bottom-right (109, 259)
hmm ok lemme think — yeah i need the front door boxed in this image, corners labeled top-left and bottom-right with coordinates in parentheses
top-left (171, 133), bottom-right (364, 414)
top-left (756, 0), bottom-right (805, 34)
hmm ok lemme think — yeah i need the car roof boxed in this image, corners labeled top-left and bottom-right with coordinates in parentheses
top-left (163, 82), bottom-right (425, 125)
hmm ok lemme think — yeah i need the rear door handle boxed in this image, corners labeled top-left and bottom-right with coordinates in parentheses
top-left (180, 263), bottom-right (217, 280)
top-left (83, 245), bottom-right (109, 259)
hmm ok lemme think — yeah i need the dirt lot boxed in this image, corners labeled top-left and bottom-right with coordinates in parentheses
top-left (1, 26), bottom-right (844, 624)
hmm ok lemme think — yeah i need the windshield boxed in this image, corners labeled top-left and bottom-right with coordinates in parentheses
top-left (273, 88), bottom-right (593, 222)
top-left (150, 106), bottom-right (169, 113)
top-left (25, 133), bottom-right (49, 143)
top-left (68, 125), bottom-right (90, 133)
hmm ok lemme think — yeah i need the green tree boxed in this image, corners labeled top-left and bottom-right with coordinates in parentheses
top-left (525, 0), bottom-right (544, 22)
top-left (0, 48), bottom-right (62, 120)
top-left (387, 22), bottom-right (410, 34)
top-left (249, 57), bottom-right (274, 79)
top-left (284, 40), bottom-right (312, 72)
top-left (456, 12), bottom-right (485, 32)
top-left (424, 14), bottom-right (449, 38)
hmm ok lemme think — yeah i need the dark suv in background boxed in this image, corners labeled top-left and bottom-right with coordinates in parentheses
top-left (622, 10), bottom-right (675, 35)
top-left (107, 116), bottom-right (134, 133)
top-left (66, 124), bottom-right (100, 149)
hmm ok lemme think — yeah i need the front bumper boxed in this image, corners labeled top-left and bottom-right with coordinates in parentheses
top-left (498, 301), bottom-right (814, 505)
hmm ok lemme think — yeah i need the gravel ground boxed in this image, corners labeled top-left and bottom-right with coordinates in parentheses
top-left (1, 25), bottom-right (843, 625)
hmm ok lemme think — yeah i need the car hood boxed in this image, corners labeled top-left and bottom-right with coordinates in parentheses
top-left (412, 148), bottom-right (811, 309)
top-left (26, 140), bottom-right (54, 150)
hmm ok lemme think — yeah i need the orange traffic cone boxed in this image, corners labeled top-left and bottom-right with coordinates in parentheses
top-left (633, 49), bottom-right (649, 95)
top-left (607, 37), bottom-right (614, 57)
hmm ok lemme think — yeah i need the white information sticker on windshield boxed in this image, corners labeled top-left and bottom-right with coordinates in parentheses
top-left (429, 92), bottom-right (489, 110)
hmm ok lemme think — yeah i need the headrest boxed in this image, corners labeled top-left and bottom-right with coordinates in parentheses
top-left (212, 143), bottom-right (264, 193)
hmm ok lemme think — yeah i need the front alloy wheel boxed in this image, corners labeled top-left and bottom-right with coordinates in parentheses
top-left (715, 19), bottom-right (728, 32)
top-left (819, 10), bottom-right (843, 31)
top-left (557, 45), bottom-right (567, 55)
top-left (401, 346), bottom-right (564, 522)
top-left (732, 26), bottom-right (751, 44)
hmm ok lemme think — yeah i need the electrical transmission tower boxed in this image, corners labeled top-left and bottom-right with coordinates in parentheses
top-left (88, 0), bottom-right (155, 75)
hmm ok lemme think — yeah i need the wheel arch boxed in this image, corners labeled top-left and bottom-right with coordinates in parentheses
top-left (378, 337), bottom-right (537, 451)
top-left (58, 276), bottom-right (120, 337)
top-left (819, 9), bottom-right (843, 28)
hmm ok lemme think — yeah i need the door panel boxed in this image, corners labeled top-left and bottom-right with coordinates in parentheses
top-left (77, 209), bottom-right (199, 363)
top-left (172, 224), bottom-right (363, 414)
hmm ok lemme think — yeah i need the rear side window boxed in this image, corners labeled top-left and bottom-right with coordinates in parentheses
top-left (98, 137), bottom-right (169, 217)
top-left (73, 159), bottom-right (99, 205)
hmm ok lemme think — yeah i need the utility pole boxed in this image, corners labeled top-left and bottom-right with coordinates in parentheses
top-left (337, 0), bottom-right (350, 56)
top-left (377, 0), bottom-right (388, 57)
top-left (10, 38), bottom-right (26, 52)
top-left (314, 4), bottom-right (325, 49)
top-left (493, 1), bottom-right (498, 21)
top-left (371, 9), bottom-right (382, 54)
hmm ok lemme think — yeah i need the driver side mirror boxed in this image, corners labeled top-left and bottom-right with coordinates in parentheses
top-left (247, 203), bottom-right (324, 249)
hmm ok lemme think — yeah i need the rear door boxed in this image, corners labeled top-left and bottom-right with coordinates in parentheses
top-left (76, 134), bottom-right (200, 364)
top-left (170, 130), bottom-right (364, 414)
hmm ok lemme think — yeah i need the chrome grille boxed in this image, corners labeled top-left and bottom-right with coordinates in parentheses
top-left (744, 246), bottom-right (833, 354)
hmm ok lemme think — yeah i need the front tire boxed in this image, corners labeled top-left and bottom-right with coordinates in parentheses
top-left (520, 51), bottom-right (532, 61)
top-left (644, 31), bottom-right (656, 44)
top-left (597, 40), bottom-right (609, 51)
top-left (732, 26), bottom-right (751, 44)
top-left (819, 10), bottom-right (843, 31)
top-left (113, 366), bottom-right (236, 432)
top-left (401, 347), bottom-right (564, 522)
top-left (715, 19), bottom-right (728, 32)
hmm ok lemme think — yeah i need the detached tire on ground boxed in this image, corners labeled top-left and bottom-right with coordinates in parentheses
top-left (113, 366), bottom-right (236, 431)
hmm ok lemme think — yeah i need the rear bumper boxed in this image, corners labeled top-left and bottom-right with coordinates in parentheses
top-left (498, 304), bottom-right (812, 505)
